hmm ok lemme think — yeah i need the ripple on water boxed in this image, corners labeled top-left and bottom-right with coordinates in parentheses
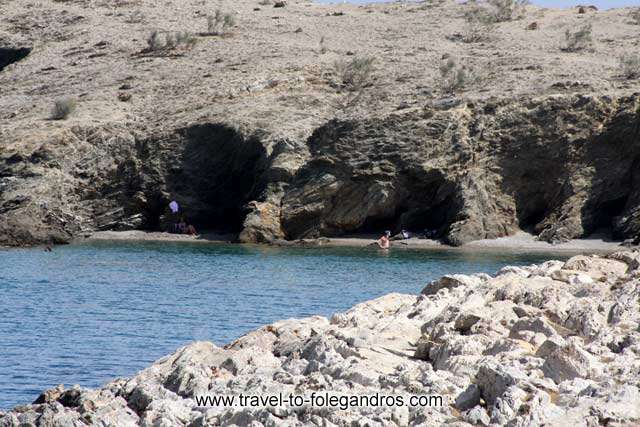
top-left (0, 241), bottom-right (565, 409)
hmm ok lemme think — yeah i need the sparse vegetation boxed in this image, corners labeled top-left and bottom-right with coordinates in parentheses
top-left (147, 30), bottom-right (163, 51)
top-left (50, 98), bottom-right (76, 120)
top-left (334, 56), bottom-right (375, 91)
top-left (460, 0), bottom-right (527, 42)
top-left (620, 54), bottom-right (640, 79)
top-left (145, 30), bottom-right (196, 53)
top-left (630, 8), bottom-right (640, 25)
top-left (487, 0), bottom-right (529, 22)
top-left (562, 24), bottom-right (593, 52)
top-left (463, 5), bottom-right (495, 42)
top-left (124, 10), bottom-right (145, 24)
top-left (319, 36), bottom-right (327, 54)
top-left (439, 57), bottom-right (473, 93)
top-left (464, 0), bottom-right (528, 26)
top-left (207, 10), bottom-right (235, 36)
top-left (176, 32), bottom-right (196, 46)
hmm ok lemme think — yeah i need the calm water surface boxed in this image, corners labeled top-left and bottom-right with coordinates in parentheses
top-left (0, 241), bottom-right (565, 409)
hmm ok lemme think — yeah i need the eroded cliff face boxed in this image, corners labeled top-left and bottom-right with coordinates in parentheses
top-left (281, 94), bottom-right (640, 245)
top-left (0, 94), bottom-right (639, 246)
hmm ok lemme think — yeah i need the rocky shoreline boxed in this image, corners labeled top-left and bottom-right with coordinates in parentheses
top-left (2, 251), bottom-right (639, 426)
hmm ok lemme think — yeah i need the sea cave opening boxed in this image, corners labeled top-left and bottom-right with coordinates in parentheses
top-left (147, 124), bottom-right (268, 234)
top-left (351, 172), bottom-right (458, 239)
top-left (589, 195), bottom-right (629, 238)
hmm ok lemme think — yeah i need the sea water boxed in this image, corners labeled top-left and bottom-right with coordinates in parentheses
top-left (0, 241), bottom-right (565, 409)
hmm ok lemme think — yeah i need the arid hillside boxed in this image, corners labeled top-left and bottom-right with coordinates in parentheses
top-left (1, 0), bottom-right (639, 246)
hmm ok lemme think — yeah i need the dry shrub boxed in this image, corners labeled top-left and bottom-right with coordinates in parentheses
top-left (334, 56), bottom-right (375, 91)
top-left (562, 24), bottom-right (593, 52)
top-left (487, 0), bottom-right (529, 22)
top-left (463, 6), bottom-right (495, 42)
top-left (620, 54), bottom-right (640, 79)
top-left (630, 8), bottom-right (640, 25)
top-left (439, 57), bottom-right (475, 93)
top-left (207, 10), bottom-right (235, 35)
top-left (51, 98), bottom-right (76, 120)
top-left (145, 30), bottom-right (196, 53)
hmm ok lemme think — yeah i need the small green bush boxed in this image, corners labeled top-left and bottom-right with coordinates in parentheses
top-left (176, 32), bottom-right (197, 47)
top-left (145, 30), bottom-right (196, 53)
top-left (207, 10), bottom-right (235, 35)
top-left (563, 24), bottom-right (593, 52)
top-left (487, 0), bottom-right (529, 22)
top-left (620, 54), bottom-right (640, 79)
top-left (165, 33), bottom-right (176, 49)
top-left (147, 30), bottom-right (163, 51)
top-left (334, 56), bottom-right (375, 91)
top-left (51, 98), bottom-right (76, 120)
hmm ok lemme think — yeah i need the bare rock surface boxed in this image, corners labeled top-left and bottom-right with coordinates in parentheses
top-left (2, 252), bottom-right (640, 426)
top-left (1, 0), bottom-right (640, 247)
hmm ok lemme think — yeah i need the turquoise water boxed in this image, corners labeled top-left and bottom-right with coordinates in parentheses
top-left (0, 241), bottom-right (564, 409)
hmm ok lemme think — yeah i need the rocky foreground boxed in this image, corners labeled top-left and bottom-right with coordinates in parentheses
top-left (2, 251), bottom-right (640, 426)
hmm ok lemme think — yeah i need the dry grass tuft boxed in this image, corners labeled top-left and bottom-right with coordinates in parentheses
top-left (562, 24), bottom-right (593, 52)
top-left (51, 98), bottom-right (76, 120)
top-left (334, 56), bottom-right (376, 91)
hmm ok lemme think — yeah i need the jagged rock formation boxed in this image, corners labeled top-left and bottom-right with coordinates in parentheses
top-left (2, 251), bottom-right (639, 426)
top-left (1, 94), bottom-right (639, 247)
top-left (1, 0), bottom-right (640, 246)
top-left (281, 95), bottom-right (640, 245)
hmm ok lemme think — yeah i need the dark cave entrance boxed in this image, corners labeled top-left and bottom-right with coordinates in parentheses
top-left (358, 213), bottom-right (400, 234)
top-left (160, 124), bottom-right (268, 233)
top-left (517, 203), bottom-right (549, 233)
top-left (590, 195), bottom-right (629, 237)
top-left (351, 170), bottom-right (459, 238)
top-left (397, 194), bottom-right (457, 235)
top-left (0, 47), bottom-right (31, 72)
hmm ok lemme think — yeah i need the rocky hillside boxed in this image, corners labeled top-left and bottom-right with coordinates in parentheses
top-left (2, 251), bottom-right (639, 425)
top-left (1, 0), bottom-right (640, 246)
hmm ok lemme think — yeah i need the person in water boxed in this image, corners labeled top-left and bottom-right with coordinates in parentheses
top-left (377, 232), bottom-right (390, 249)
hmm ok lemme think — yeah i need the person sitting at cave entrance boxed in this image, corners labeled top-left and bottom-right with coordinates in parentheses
top-left (169, 200), bottom-right (179, 215)
top-left (377, 233), bottom-right (390, 249)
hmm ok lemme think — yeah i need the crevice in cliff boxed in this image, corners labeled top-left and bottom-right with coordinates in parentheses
top-left (0, 46), bottom-right (31, 72)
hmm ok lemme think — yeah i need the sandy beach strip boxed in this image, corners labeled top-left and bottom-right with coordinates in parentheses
top-left (81, 230), bottom-right (631, 255)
